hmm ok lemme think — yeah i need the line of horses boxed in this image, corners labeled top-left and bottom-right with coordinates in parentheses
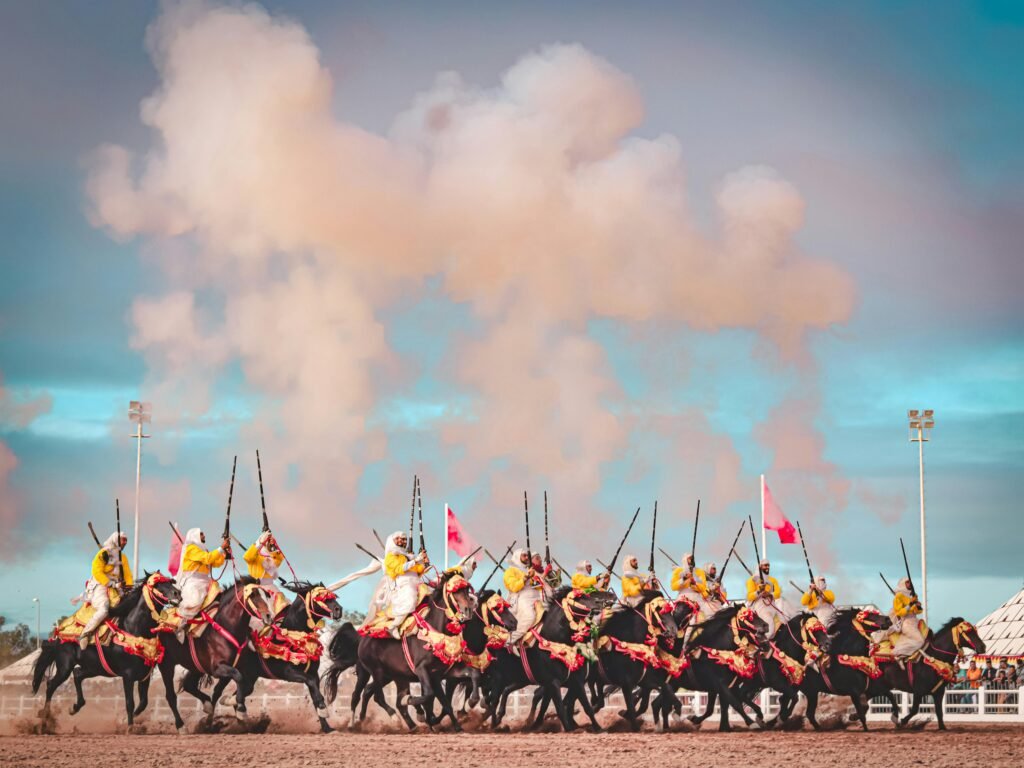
top-left (31, 568), bottom-right (985, 733)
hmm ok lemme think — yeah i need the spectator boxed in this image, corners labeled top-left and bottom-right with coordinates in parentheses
top-left (982, 659), bottom-right (996, 683)
top-left (1007, 664), bottom-right (1019, 688)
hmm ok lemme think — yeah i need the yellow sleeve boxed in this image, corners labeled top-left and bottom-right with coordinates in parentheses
top-left (801, 590), bottom-right (814, 608)
top-left (121, 554), bottom-right (133, 587)
top-left (91, 550), bottom-right (112, 585)
top-left (822, 589), bottom-right (834, 604)
top-left (770, 577), bottom-right (781, 599)
top-left (272, 551), bottom-right (285, 567)
top-left (572, 573), bottom-right (597, 590)
top-left (244, 544), bottom-right (259, 566)
top-left (746, 577), bottom-right (759, 602)
top-left (670, 567), bottom-right (685, 593)
top-left (384, 552), bottom-right (409, 580)
top-left (622, 576), bottom-right (641, 597)
top-left (504, 567), bottom-right (526, 593)
top-left (184, 543), bottom-right (225, 569)
top-left (694, 568), bottom-right (708, 597)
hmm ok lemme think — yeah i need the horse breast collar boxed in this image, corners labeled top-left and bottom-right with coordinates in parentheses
top-left (561, 590), bottom-right (601, 642)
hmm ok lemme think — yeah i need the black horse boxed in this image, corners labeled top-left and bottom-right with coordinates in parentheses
top-left (208, 581), bottom-right (343, 732)
top-left (799, 607), bottom-right (891, 730)
top-left (655, 605), bottom-right (770, 731)
top-left (483, 587), bottom-right (615, 732)
top-left (156, 576), bottom-right (274, 730)
top-left (32, 572), bottom-right (182, 726)
top-left (351, 569), bottom-right (477, 731)
top-left (872, 617), bottom-right (985, 730)
top-left (693, 612), bottom-right (831, 728)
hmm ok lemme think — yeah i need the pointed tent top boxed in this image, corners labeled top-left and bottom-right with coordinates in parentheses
top-left (975, 585), bottom-right (1024, 659)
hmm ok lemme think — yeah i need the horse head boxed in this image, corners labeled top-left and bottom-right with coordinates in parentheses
top-left (437, 570), bottom-right (476, 628)
top-left (854, 608), bottom-right (891, 636)
top-left (238, 579), bottom-right (275, 626)
top-left (146, 571), bottom-right (182, 608)
top-left (640, 592), bottom-right (679, 640)
top-left (735, 606), bottom-right (770, 652)
top-left (946, 618), bottom-right (986, 657)
top-left (303, 583), bottom-right (343, 624)
top-left (801, 614), bottom-right (831, 655)
top-left (477, 589), bottom-right (517, 648)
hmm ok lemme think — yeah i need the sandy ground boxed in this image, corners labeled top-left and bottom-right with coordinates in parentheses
top-left (2, 725), bottom-right (1022, 768)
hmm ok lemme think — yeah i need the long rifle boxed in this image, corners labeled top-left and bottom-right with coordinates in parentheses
top-left (543, 491), bottom-right (550, 566)
top-left (648, 500), bottom-right (658, 573)
top-left (658, 547), bottom-right (678, 566)
top-left (879, 572), bottom-right (897, 595)
top-left (729, 546), bottom-right (754, 576)
top-left (717, 519), bottom-right (747, 582)
top-left (87, 521), bottom-right (102, 548)
top-left (899, 537), bottom-right (918, 598)
top-left (524, 492), bottom-right (532, 563)
top-left (409, 475), bottom-right (418, 544)
top-left (597, 558), bottom-right (620, 580)
top-left (748, 514), bottom-right (764, 584)
top-left (223, 455), bottom-right (237, 559)
top-left (167, 521), bottom-right (184, 543)
top-left (796, 521), bottom-right (814, 584)
top-left (355, 542), bottom-right (382, 562)
top-left (606, 506), bottom-right (641, 575)
top-left (417, 477), bottom-right (425, 553)
top-left (372, 529), bottom-right (386, 550)
top-left (256, 449), bottom-right (270, 532)
top-left (480, 540), bottom-right (517, 592)
top-left (691, 499), bottom-right (700, 565)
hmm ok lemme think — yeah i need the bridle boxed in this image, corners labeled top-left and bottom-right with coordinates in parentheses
top-left (302, 585), bottom-right (338, 630)
top-left (142, 572), bottom-right (178, 622)
top-left (853, 609), bottom-right (886, 641)
top-left (931, 620), bottom-right (978, 661)
top-left (733, 607), bottom-right (767, 652)
top-left (432, 575), bottom-right (474, 633)
top-left (562, 590), bottom-right (608, 643)
top-left (478, 592), bottom-right (513, 648)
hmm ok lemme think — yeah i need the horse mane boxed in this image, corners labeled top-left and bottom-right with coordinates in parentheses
top-left (280, 579), bottom-right (321, 596)
top-left (107, 581), bottom-right (146, 619)
top-left (936, 616), bottom-right (965, 635)
top-left (225, 575), bottom-right (259, 595)
top-left (692, 604), bottom-right (741, 633)
top-left (546, 585), bottom-right (575, 605)
top-left (830, 607), bottom-right (865, 632)
top-left (477, 588), bottom-right (496, 603)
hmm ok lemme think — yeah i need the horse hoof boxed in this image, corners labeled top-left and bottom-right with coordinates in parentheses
top-left (749, 721), bottom-right (762, 731)
top-left (202, 701), bottom-right (213, 716)
top-left (655, 721), bottom-right (665, 733)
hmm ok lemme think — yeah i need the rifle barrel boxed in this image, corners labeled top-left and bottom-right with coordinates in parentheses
top-left (87, 521), bottom-right (102, 548)
top-left (899, 537), bottom-right (917, 597)
top-left (648, 500), bottom-right (658, 573)
top-left (355, 542), bottom-right (382, 562)
top-left (748, 514), bottom-right (764, 584)
top-left (797, 521), bottom-right (814, 583)
top-left (257, 449), bottom-right (269, 532)
top-left (729, 547), bottom-right (753, 576)
top-left (658, 546), bottom-right (678, 566)
top-left (718, 519), bottom-right (747, 581)
top-left (607, 506), bottom-right (641, 574)
top-left (524, 491), bottom-right (531, 561)
top-left (480, 540), bottom-right (517, 592)
top-left (691, 499), bottom-right (700, 563)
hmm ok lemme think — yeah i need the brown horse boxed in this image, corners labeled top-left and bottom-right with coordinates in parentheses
top-left (156, 576), bottom-right (273, 730)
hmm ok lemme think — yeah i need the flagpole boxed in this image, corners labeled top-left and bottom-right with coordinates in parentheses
top-left (444, 503), bottom-right (449, 570)
top-left (760, 474), bottom-right (766, 564)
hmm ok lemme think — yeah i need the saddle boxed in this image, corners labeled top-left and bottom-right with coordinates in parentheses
top-left (52, 588), bottom-right (122, 645)
top-left (155, 581), bottom-right (223, 637)
top-left (358, 584), bottom-right (434, 638)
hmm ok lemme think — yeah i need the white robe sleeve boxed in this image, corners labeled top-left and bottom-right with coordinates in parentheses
top-left (327, 558), bottom-right (382, 592)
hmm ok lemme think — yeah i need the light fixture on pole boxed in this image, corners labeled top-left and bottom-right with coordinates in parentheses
top-left (32, 597), bottom-right (40, 651)
top-left (128, 401), bottom-right (152, 578)
top-left (907, 409), bottom-right (934, 624)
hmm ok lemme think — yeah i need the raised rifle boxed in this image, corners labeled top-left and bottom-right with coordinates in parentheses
top-left (372, 529), bottom-right (386, 550)
top-left (355, 542), bottom-right (382, 563)
top-left (524, 491), bottom-right (532, 565)
top-left (480, 540), bottom-right (517, 592)
top-left (87, 521), bottom-right (102, 548)
top-left (648, 500), bottom-right (658, 574)
top-left (256, 449), bottom-right (270, 532)
top-left (658, 547), bottom-right (678, 566)
top-left (417, 477), bottom-right (425, 553)
top-left (691, 499), bottom-right (700, 567)
top-left (409, 475), bottom-right (418, 544)
top-left (728, 546), bottom-right (754, 576)
top-left (167, 521), bottom-right (184, 543)
top-left (879, 572), bottom-right (897, 595)
top-left (606, 506), bottom-right (641, 576)
top-left (597, 558), bottom-right (620, 580)
top-left (222, 455), bottom-right (237, 559)
top-left (543, 490), bottom-right (550, 566)
top-left (899, 537), bottom-right (918, 599)
top-left (797, 521), bottom-right (815, 588)
top-left (717, 519), bottom-right (747, 583)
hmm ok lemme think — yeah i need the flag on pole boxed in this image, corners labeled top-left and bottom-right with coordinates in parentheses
top-left (445, 504), bottom-right (480, 560)
top-left (762, 479), bottom-right (799, 545)
top-left (168, 525), bottom-right (182, 576)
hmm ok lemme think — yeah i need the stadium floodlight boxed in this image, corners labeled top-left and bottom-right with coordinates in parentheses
top-left (907, 409), bottom-right (935, 624)
top-left (128, 401), bottom-right (152, 577)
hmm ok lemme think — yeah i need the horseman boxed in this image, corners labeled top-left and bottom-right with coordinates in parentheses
top-left (572, 560), bottom-right (609, 592)
top-left (801, 576), bottom-right (838, 627)
top-left (530, 552), bottom-right (557, 597)
top-left (174, 528), bottom-right (229, 641)
top-left (876, 578), bottom-right (926, 665)
top-left (621, 554), bottom-right (646, 607)
top-left (745, 559), bottom-right (789, 638)
top-left (244, 530), bottom-right (288, 620)
top-left (77, 531), bottom-right (132, 650)
top-left (383, 531), bottom-right (428, 639)
top-left (504, 548), bottom-right (545, 645)
top-left (671, 553), bottom-right (707, 607)
top-left (703, 561), bottom-right (728, 614)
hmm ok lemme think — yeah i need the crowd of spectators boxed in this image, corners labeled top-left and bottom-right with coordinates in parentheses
top-left (959, 658), bottom-right (1021, 690)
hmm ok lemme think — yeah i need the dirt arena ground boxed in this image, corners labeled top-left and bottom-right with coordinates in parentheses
top-left (3, 725), bottom-right (1022, 768)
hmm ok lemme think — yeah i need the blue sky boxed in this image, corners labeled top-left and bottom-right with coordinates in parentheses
top-left (0, 1), bottom-right (1022, 631)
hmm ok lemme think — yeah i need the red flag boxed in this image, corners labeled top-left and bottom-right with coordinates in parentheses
top-left (762, 480), bottom-right (799, 544)
top-left (168, 526), bottom-right (182, 576)
top-left (446, 505), bottom-right (480, 560)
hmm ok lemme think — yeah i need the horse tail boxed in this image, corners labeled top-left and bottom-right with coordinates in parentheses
top-left (322, 663), bottom-right (343, 704)
top-left (322, 622), bottom-right (359, 704)
top-left (31, 641), bottom-right (59, 694)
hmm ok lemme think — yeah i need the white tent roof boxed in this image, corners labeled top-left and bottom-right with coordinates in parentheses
top-left (0, 649), bottom-right (41, 682)
top-left (976, 586), bottom-right (1024, 658)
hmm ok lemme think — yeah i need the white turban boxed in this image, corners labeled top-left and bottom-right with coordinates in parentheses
top-left (576, 559), bottom-right (591, 573)
top-left (623, 555), bottom-right (639, 578)
top-left (385, 532), bottom-right (410, 556)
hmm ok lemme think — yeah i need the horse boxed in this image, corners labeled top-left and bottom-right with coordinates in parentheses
top-left (208, 581), bottom-right (343, 732)
top-left (554, 591), bottom-right (679, 731)
top-left (654, 604), bottom-right (770, 731)
top-left (872, 617), bottom-right (985, 730)
top-left (352, 569), bottom-right (478, 731)
top-left (31, 572), bottom-right (182, 726)
top-left (482, 587), bottom-right (616, 732)
top-left (799, 607), bottom-right (892, 730)
top-left (156, 576), bottom-right (274, 730)
top-left (693, 612), bottom-right (831, 728)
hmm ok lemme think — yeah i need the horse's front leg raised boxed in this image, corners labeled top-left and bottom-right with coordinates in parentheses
top-left (70, 666), bottom-right (88, 715)
top-left (134, 675), bottom-right (151, 718)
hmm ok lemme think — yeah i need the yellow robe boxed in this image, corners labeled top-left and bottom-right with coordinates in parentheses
top-left (572, 572), bottom-right (598, 591)
top-left (621, 575), bottom-right (642, 599)
top-left (801, 588), bottom-right (835, 610)
top-left (91, 549), bottom-right (133, 587)
top-left (746, 575), bottom-right (781, 601)
top-left (244, 543), bottom-right (284, 580)
top-left (504, 566), bottom-right (528, 593)
top-left (671, 566), bottom-right (707, 596)
top-left (893, 592), bottom-right (921, 618)
top-left (384, 552), bottom-right (425, 580)
top-left (181, 543), bottom-right (226, 575)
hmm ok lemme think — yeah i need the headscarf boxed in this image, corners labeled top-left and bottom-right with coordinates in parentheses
top-left (575, 559), bottom-right (592, 574)
top-left (814, 576), bottom-right (827, 589)
top-left (178, 528), bottom-right (205, 577)
top-left (101, 532), bottom-right (123, 578)
top-left (759, 559), bottom-right (770, 570)
top-left (704, 562), bottom-right (717, 578)
top-left (512, 548), bottom-right (528, 567)
top-left (897, 577), bottom-right (913, 595)
top-left (623, 555), bottom-right (639, 578)
top-left (681, 553), bottom-right (694, 571)
top-left (385, 531), bottom-right (410, 557)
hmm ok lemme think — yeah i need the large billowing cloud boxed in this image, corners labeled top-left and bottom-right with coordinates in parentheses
top-left (84, 2), bottom-right (856, 544)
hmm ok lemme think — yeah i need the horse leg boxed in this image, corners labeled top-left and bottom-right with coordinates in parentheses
top-left (690, 689), bottom-right (715, 724)
top-left (181, 670), bottom-right (214, 716)
top-left (432, 674), bottom-right (462, 732)
top-left (122, 676), bottom-right (136, 727)
top-left (570, 675), bottom-right (604, 733)
top-left (714, 680), bottom-right (756, 730)
top-left (44, 651), bottom-right (75, 712)
top-left (546, 682), bottom-right (575, 732)
top-left (134, 675), bottom-right (151, 717)
top-left (900, 691), bottom-right (923, 729)
top-left (619, 681), bottom-right (642, 731)
top-left (349, 665), bottom-right (370, 725)
top-left (210, 677), bottom-right (231, 711)
top-left (393, 681), bottom-right (418, 730)
top-left (527, 686), bottom-right (545, 726)
top-left (302, 671), bottom-right (333, 733)
top-left (159, 661), bottom-right (186, 730)
top-left (887, 689), bottom-right (901, 725)
top-left (468, 670), bottom-right (481, 709)
top-left (804, 688), bottom-right (821, 731)
top-left (211, 662), bottom-right (247, 719)
top-left (933, 686), bottom-right (947, 731)
top-left (70, 666), bottom-right (88, 715)
top-left (852, 692), bottom-right (870, 731)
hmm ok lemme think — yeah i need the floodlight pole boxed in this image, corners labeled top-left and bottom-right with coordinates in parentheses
top-left (129, 402), bottom-right (151, 578)
top-left (908, 410), bottom-right (933, 624)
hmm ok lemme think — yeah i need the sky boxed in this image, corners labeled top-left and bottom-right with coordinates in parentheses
top-left (1, 1), bottom-right (1022, 633)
